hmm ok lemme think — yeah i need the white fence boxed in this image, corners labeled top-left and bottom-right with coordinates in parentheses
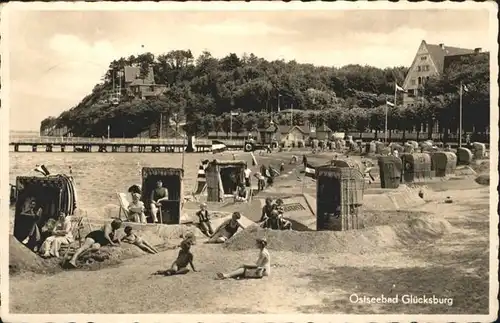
top-left (10, 136), bottom-right (245, 146)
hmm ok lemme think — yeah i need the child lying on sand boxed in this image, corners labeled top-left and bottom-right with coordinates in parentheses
top-left (153, 240), bottom-right (197, 276)
top-left (120, 226), bottom-right (159, 254)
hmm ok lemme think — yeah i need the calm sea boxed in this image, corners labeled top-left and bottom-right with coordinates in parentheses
top-left (8, 152), bottom-right (247, 210)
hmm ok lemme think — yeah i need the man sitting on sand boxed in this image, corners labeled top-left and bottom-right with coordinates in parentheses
top-left (68, 219), bottom-right (122, 268)
top-left (217, 238), bottom-right (270, 280)
top-left (196, 203), bottom-right (213, 237)
top-left (120, 226), bottom-right (158, 254)
top-left (150, 180), bottom-right (169, 223)
top-left (153, 240), bottom-right (197, 276)
top-left (234, 183), bottom-right (249, 202)
top-left (215, 212), bottom-right (245, 243)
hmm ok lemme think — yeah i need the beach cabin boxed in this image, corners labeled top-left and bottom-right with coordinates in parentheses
top-left (13, 175), bottom-right (77, 249)
top-left (400, 153), bottom-right (432, 183)
top-left (258, 124), bottom-right (279, 147)
top-left (141, 167), bottom-right (184, 224)
top-left (315, 164), bottom-right (365, 231)
top-left (431, 152), bottom-right (457, 177)
top-left (205, 159), bottom-right (246, 202)
top-left (457, 147), bottom-right (473, 165)
top-left (377, 156), bottom-right (403, 189)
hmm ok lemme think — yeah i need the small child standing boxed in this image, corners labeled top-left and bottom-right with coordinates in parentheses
top-left (120, 226), bottom-right (159, 254)
top-left (153, 240), bottom-right (197, 276)
top-left (196, 203), bottom-right (213, 237)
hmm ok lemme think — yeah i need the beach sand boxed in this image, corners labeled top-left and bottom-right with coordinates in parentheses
top-left (8, 150), bottom-right (491, 314)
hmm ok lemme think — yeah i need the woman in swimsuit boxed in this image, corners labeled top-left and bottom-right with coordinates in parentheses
top-left (217, 238), bottom-right (270, 279)
top-left (215, 212), bottom-right (244, 243)
top-left (68, 219), bottom-right (122, 268)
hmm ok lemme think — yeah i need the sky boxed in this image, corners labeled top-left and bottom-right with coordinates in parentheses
top-left (2, 4), bottom-right (493, 131)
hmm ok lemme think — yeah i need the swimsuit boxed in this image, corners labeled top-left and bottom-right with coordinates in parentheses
top-left (225, 221), bottom-right (239, 237)
top-left (86, 227), bottom-right (115, 246)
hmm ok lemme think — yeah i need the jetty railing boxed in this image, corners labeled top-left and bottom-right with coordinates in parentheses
top-left (9, 136), bottom-right (245, 146)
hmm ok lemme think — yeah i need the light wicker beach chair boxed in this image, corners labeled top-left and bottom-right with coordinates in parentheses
top-left (60, 214), bottom-right (92, 258)
top-left (117, 192), bottom-right (132, 221)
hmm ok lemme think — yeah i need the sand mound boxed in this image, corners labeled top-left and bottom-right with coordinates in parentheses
top-left (9, 236), bottom-right (59, 275)
top-left (363, 185), bottom-right (429, 210)
top-left (472, 160), bottom-right (490, 174)
top-left (224, 214), bottom-right (452, 254)
top-left (70, 241), bottom-right (179, 271)
top-left (475, 174), bottom-right (490, 186)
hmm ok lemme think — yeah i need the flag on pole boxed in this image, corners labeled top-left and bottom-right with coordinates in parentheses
top-left (304, 163), bottom-right (316, 179)
top-left (231, 112), bottom-right (239, 116)
top-left (462, 84), bottom-right (469, 92)
top-left (395, 83), bottom-right (407, 93)
top-left (386, 100), bottom-right (395, 107)
top-left (197, 159), bottom-right (210, 180)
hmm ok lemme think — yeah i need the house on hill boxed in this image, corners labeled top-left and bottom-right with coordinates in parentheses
top-left (277, 125), bottom-right (309, 147)
top-left (123, 66), bottom-right (167, 100)
top-left (402, 40), bottom-right (486, 108)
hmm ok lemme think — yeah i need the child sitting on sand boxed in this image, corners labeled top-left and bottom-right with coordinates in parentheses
top-left (153, 240), bottom-right (197, 276)
top-left (217, 238), bottom-right (270, 280)
top-left (120, 226), bottom-right (159, 254)
top-left (196, 203), bottom-right (213, 237)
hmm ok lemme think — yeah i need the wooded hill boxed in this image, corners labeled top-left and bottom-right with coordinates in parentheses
top-left (41, 50), bottom-right (489, 140)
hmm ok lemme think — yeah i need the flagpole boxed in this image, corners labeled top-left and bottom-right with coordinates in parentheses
top-left (384, 102), bottom-right (388, 143)
top-left (230, 112), bottom-right (233, 141)
top-left (389, 82), bottom-right (397, 142)
top-left (459, 81), bottom-right (463, 148)
top-left (290, 103), bottom-right (293, 126)
top-left (181, 135), bottom-right (186, 170)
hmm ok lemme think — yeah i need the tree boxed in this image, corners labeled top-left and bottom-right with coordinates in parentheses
top-left (50, 49), bottom-right (487, 139)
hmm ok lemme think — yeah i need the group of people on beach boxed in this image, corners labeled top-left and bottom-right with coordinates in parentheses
top-left (67, 218), bottom-right (159, 268)
top-left (19, 198), bottom-right (76, 259)
top-left (62, 212), bottom-right (271, 280)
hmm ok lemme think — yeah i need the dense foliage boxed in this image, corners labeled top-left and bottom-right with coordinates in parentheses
top-left (43, 50), bottom-right (489, 139)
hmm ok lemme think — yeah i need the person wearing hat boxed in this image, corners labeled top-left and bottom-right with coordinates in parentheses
top-left (150, 180), bottom-right (169, 223)
top-left (196, 203), bottom-right (213, 237)
top-left (217, 237), bottom-right (270, 279)
top-left (128, 193), bottom-right (146, 224)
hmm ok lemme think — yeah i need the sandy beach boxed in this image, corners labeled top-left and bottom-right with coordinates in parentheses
top-left (8, 150), bottom-right (491, 314)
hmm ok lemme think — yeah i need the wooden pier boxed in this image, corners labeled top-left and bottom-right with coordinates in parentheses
top-left (9, 136), bottom-right (246, 153)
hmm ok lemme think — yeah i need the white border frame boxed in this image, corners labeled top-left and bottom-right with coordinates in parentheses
top-left (1, 1), bottom-right (498, 322)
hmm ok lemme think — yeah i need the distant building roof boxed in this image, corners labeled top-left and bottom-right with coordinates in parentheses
top-left (124, 66), bottom-right (155, 85)
top-left (443, 51), bottom-right (489, 71)
top-left (425, 42), bottom-right (476, 72)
